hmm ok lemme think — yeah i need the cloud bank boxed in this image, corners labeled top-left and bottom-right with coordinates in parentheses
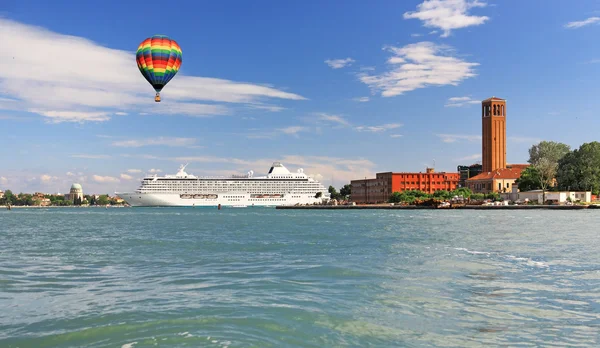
top-left (0, 18), bottom-right (305, 123)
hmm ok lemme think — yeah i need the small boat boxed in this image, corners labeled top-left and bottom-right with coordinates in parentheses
top-left (231, 205), bottom-right (247, 208)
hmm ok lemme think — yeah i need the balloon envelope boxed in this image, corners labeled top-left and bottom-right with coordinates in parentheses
top-left (136, 35), bottom-right (182, 93)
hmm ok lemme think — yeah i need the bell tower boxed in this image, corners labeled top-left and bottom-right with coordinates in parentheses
top-left (481, 97), bottom-right (506, 172)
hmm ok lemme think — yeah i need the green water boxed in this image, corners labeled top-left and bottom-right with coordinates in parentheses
top-left (1, 208), bottom-right (599, 347)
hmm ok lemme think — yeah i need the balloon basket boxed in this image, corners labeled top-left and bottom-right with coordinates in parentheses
top-left (155, 93), bottom-right (161, 102)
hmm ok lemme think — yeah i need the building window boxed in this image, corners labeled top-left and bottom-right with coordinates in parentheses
top-left (498, 183), bottom-right (501, 191)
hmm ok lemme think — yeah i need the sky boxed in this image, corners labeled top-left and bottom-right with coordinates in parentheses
top-left (1, 0), bottom-right (600, 194)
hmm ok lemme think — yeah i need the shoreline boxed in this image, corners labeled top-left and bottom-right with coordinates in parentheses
top-left (276, 204), bottom-right (599, 210)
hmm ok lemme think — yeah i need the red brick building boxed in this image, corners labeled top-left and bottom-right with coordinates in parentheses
top-left (468, 97), bottom-right (530, 193)
top-left (351, 168), bottom-right (459, 203)
top-left (482, 97), bottom-right (507, 173)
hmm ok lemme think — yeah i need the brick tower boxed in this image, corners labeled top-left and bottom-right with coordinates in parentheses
top-left (481, 97), bottom-right (506, 172)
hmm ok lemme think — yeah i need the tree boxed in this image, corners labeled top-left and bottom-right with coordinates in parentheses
top-left (471, 193), bottom-right (485, 201)
top-left (315, 192), bottom-right (322, 199)
top-left (528, 141), bottom-right (571, 204)
top-left (450, 187), bottom-right (472, 199)
top-left (556, 141), bottom-right (600, 195)
top-left (516, 166), bottom-right (542, 191)
top-left (328, 185), bottom-right (341, 200)
top-left (433, 190), bottom-right (451, 200)
top-left (339, 184), bottom-right (351, 199)
top-left (1, 189), bottom-right (15, 205)
top-left (97, 195), bottom-right (110, 205)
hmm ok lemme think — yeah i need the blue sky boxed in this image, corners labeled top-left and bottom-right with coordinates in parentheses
top-left (1, 0), bottom-right (600, 194)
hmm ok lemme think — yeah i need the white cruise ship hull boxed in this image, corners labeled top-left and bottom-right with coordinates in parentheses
top-left (117, 192), bottom-right (323, 207)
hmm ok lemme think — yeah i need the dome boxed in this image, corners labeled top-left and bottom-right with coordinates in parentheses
top-left (71, 183), bottom-right (83, 191)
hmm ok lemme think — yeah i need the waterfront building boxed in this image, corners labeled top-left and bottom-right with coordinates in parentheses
top-left (0, 190), bottom-right (4, 199)
top-left (64, 183), bottom-right (84, 203)
top-left (465, 167), bottom-right (523, 194)
top-left (467, 97), bottom-right (529, 193)
top-left (351, 168), bottom-right (460, 204)
top-left (457, 164), bottom-right (482, 187)
top-left (502, 190), bottom-right (592, 204)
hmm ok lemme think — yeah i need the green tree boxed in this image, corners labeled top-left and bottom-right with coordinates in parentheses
top-left (339, 184), bottom-right (351, 199)
top-left (2, 190), bottom-right (15, 205)
top-left (556, 141), bottom-right (600, 195)
top-left (450, 187), bottom-right (472, 199)
top-left (328, 185), bottom-right (340, 200)
top-left (97, 195), bottom-right (110, 205)
top-left (516, 166), bottom-right (542, 191)
top-left (528, 141), bottom-right (571, 203)
top-left (389, 192), bottom-right (415, 204)
top-left (471, 193), bottom-right (485, 201)
top-left (315, 192), bottom-right (322, 199)
top-left (433, 190), bottom-right (451, 200)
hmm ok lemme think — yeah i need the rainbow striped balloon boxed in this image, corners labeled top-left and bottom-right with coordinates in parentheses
top-left (136, 35), bottom-right (182, 101)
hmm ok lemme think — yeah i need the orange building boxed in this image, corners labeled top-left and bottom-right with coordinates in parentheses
top-left (351, 168), bottom-right (459, 204)
top-left (468, 97), bottom-right (529, 193)
top-left (465, 167), bottom-right (523, 194)
top-left (482, 97), bottom-right (507, 172)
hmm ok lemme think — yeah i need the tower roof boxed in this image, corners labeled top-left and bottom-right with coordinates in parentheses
top-left (482, 96), bottom-right (505, 102)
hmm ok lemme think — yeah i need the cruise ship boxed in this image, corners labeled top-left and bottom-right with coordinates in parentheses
top-left (117, 162), bottom-right (331, 207)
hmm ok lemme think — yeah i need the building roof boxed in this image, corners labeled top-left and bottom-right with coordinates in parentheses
top-left (481, 96), bottom-right (506, 102)
top-left (71, 183), bottom-right (82, 190)
top-left (466, 167), bottom-right (523, 181)
top-left (507, 163), bottom-right (530, 170)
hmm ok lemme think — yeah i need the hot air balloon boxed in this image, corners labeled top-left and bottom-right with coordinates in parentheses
top-left (135, 35), bottom-right (182, 102)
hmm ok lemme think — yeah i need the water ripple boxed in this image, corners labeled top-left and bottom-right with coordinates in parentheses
top-left (1, 208), bottom-right (600, 346)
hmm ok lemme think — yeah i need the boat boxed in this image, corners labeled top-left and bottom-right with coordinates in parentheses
top-left (116, 162), bottom-right (330, 207)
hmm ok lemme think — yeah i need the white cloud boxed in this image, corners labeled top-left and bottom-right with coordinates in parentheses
top-left (436, 133), bottom-right (481, 143)
top-left (355, 123), bottom-right (402, 132)
top-left (92, 175), bottom-right (120, 183)
top-left (246, 104), bottom-right (286, 112)
top-left (120, 173), bottom-right (133, 180)
top-left (324, 58), bottom-right (355, 69)
top-left (457, 153), bottom-right (481, 161)
top-left (316, 113), bottom-right (350, 126)
top-left (66, 171), bottom-right (75, 176)
top-left (0, 176), bottom-right (7, 185)
top-left (40, 174), bottom-right (58, 183)
top-left (565, 17), bottom-right (600, 29)
top-left (277, 126), bottom-right (309, 136)
top-left (148, 169), bottom-right (162, 173)
top-left (352, 97), bottom-right (370, 102)
top-left (445, 96), bottom-right (480, 107)
top-left (70, 154), bottom-right (111, 159)
top-left (359, 42), bottom-right (478, 97)
top-left (0, 18), bottom-right (305, 123)
top-left (127, 169), bottom-right (142, 173)
top-left (115, 112), bottom-right (128, 116)
top-left (411, 33), bottom-right (424, 37)
top-left (404, 0), bottom-right (490, 38)
top-left (111, 136), bottom-right (197, 148)
top-left (246, 125), bottom-right (311, 139)
top-left (29, 110), bottom-right (111, 123)
top-left (390, 134), bottom-right (403, 138)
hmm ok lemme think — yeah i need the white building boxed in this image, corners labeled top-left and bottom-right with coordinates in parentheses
top-left (64, 183), bottom-right (84, 203)
top-left (502, 189), bottom-right (591, 204)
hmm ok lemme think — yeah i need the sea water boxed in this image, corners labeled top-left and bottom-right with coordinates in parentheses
top-left (1, 208), bottom-right (599, 347)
